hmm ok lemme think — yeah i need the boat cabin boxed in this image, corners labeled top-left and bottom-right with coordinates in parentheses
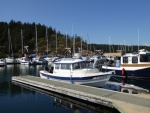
top-left (121, 50), bottom-right (150, 67)
top-left (47, 58), bottom-right (103, 73)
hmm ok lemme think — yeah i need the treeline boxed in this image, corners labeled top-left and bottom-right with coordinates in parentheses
top-left (0, 20), bottom-right (149, 58)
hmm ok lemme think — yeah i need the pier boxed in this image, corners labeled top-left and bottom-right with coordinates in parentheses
top-left (12, 75), bottom-right (150, 113)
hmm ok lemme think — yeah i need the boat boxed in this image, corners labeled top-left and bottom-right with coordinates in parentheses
top-left (89, 50), bottom-right (105, 62)
top-left (40, 55), bottom-right (113, 87)
top-left (19, 56), bottom-right (30, 65)
top-left (0, 59), bottom-right (6, 67)
top-left (5, 57), bottom-right (14, 64)
top-left (102, 49), bottom-right (150, 79)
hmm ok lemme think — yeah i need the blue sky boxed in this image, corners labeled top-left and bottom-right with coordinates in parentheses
top-left (0, 0), bottom-right (150, 46)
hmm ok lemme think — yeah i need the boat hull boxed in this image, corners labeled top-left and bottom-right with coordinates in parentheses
top-left (5, 58), bottom-right (14, 64)
top-left (40, 70), bottom-right (111, 87)
top-left (102, 66), bottom-right (150, 79)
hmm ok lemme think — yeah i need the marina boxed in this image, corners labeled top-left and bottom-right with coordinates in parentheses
top-left (12, 75), bottom-right (150, 113)
top-left (1, 1), bottom-right (150, 113)
top-left (0, 64), bottom-right (150, 113)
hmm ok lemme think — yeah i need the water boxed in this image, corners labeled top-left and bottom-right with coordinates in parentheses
top-left (0, 65), bottom-right (119, 113)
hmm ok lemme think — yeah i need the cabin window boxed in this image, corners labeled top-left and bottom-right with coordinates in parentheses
top-left (60, 64), bottom-right (71, 70)
top-left (80, 62), bottom-right (86, 68)
top-left (132, 57), bottom-right (138, 63)
top-left (55, 64), bottom-right (60, 69)
top-left (140, 55), bottom-right (150, 62)
top-left (123, 57), bottom-right (128, 63)
top-left (72, 63), bottom-right (80, 70)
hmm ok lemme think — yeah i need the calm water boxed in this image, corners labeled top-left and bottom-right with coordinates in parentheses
top-left (0, 65), bottom-right (120, 113)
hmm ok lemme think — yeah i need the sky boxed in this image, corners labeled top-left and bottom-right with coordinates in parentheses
top-left (0, 0), bottom-right (150, 46)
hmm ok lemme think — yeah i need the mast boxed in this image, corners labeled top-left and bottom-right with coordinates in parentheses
top-left (109, 36), bottom-right (111, 53)
top-left (66, 31), bottom-right (67, 48)
top-left (46, 27), bottom-right (48, 55)
top-left (72, 23), bottom-right (75, 55)
top-left (35, 25), bottom-right (38, 54)
top-left (73, 35), bottom-right (75, 54)
top-left (56, 30), bottom-right (57, 54)
top-left (80, 35), bottom-right (82, 54)
top-left (21, 29), bottom-right (23, 55)
top-left (87, 40), bottom-right (88, 55)
top-left (138, 28), bottom-right (140, 51)
top-left (8, 28), bottom-right (13, 57)
top-left (8, 28), bottom-right (11, 55)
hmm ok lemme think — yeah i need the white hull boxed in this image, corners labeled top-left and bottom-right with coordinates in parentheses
top-left (18, 57), bottom-right (29, 65)
top-left (5, 58), bottom-right (14, 64)
top-left (20, 61), bottom-right (29, 65)
top-left (40, 70), bottom-right (112, 87)
top-left (0, 60), bottom-right (6, 67)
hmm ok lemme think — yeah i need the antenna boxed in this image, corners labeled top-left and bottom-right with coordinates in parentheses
top-left (138, 28), bottom-right (140, 51)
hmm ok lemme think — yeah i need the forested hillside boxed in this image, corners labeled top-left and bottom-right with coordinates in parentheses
top-left (0, 20), bottom-right (149, 58)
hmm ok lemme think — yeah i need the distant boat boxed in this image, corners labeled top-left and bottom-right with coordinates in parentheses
top-left (0, 59), bottom-right (6, 67)
top-left (40, 55), bottom-right (113, 87)
top-left (102, 49), bottom-right (150, 79)
top-left (19, 55), bottom-right (30, 65)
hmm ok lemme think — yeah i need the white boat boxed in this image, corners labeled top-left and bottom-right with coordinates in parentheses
top-left (29, 55), bottom-right (43, 65)
top-left (19, 57), bottom-right (29, 65)
top-left (40, 58), bottom-right (113, 87)
top-left (0, 59), bottom-right (6, 67)
top-left (102, 49), bottom-right (150, 79)
top-left (5, 57), bottom-right (14, 64)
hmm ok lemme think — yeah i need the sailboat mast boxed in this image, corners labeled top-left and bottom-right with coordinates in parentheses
top-left (138, 28), bottom-right (140, 51)
top-left (46, 27), bottom-right (48, 54)
top-left (35, 25), bottom-right (38, 54)
top-left (72, 23), bottom-right (75, 55)
top-left (8, 28), bottom-right (10, 55)
top-left (66, 31), bottom-right (67, 48)
top-left (8, 28), bottom-right (13, 57)
top-left (109, 36), bottom-right (111, 53)
top-left (56, 30), bottom-right (57, 54)
top-left (21, 29), bottom-right (23, 55)
top-left (81, 35), bottom-right (82, 54)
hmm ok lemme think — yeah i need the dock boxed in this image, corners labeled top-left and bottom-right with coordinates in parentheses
top-left (12, 75), bottom-right (150, 113)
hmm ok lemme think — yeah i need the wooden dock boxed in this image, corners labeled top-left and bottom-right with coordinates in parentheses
top-left (12, 75), bottom-right (150, 113)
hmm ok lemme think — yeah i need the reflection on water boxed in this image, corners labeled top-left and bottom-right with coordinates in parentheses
top-left (11, 81), bottom-right (119, 113)
top-left (0, 65), bottom-right (42, 97)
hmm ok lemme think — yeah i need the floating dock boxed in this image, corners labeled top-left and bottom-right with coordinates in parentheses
top-left (12, 75), bottom-right (150, 113)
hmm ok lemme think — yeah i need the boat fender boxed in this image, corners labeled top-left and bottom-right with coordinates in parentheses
top-left (122, 68), bottom-right (125, 75)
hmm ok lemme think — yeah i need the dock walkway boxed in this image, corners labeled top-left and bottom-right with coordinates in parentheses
top-left (12, 75), bottom-right (150, 113)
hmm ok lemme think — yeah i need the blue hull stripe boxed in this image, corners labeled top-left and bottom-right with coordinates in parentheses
top-left (41, 72), bottom-right (109, 81)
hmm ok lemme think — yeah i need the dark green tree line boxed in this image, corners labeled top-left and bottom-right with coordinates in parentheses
top-left (0, 20), bottom-right (149, 58)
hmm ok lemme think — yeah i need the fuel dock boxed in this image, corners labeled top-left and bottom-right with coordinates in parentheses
top-left (12, 75), bottom-right (150, 113)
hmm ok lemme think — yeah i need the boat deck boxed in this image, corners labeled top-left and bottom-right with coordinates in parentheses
top-left (12, 75), bottom-right (150, 113)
